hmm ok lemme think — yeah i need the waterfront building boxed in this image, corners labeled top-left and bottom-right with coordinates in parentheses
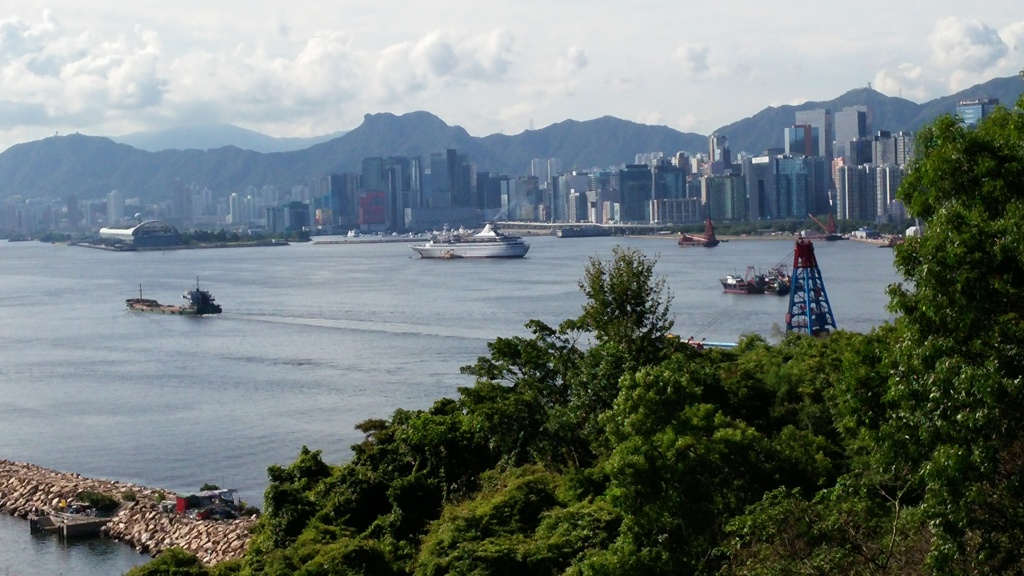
top-left (701, 174), bottom-right (747, 222)
top-left (65, 195), bottom-right (80, 230)
top-left (875, 164), bottom-right (906, 225)
top-left (552, 171), bottom-right (591, 223)
top-left (651, 197), bottom-right (702, 224)
top-left (98, 220), bottom-right (183, 248)
top-left (619, 164), bottom-right (654, 223)
top-left (775, 156), bottom-right (828, 219)
top-left (228, 193), bottom-right (240, 225)
top-left (500, 175), bottom-right (541, 222)
top-left (743, 155), bottom-right (776, 222)
top-left (107, 189), bottom-right (124, 225)
top-left (835, 164), bottom-right (877, 221)
top-left (327, 173), bottom-right (360, 229)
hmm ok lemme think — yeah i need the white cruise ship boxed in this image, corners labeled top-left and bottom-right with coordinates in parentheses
top-left (410, 223), bottom-right (530, 259)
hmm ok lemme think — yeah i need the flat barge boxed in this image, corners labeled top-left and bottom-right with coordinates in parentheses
top-left (126, 279), bottom-right (222, 316)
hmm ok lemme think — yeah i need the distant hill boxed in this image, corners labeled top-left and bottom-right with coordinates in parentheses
top-left (0, 75), bottom-right (1020, 204)
top-left (721, 75), bottom-right (1024, 154)
top-left (111, 124), bottom-right (349, 153)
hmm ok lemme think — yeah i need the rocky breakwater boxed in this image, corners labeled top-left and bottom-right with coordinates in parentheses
top-left (0, 460), bottom-right (256, 565)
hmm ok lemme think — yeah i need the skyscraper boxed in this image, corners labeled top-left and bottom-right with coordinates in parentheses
top-left (834, 106), bottom-right (869, 161)
top-left (871, 131), bottom-right (897, 166)
top-left (785, 125), bottom-right (818, 157)
top-left (794, 108), bottom-right (833, 159)
top-left (894, 131), bottom-right (915, 166)
top-left (956, 98), bottom-right (999, 127)
top-left (708, 133), bottom-right (731, 174)
top-left (107, 189), bottom-right (124, 224)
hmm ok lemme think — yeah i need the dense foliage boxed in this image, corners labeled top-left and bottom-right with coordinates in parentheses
top-left (129, 92), bottom-right (1024, 576)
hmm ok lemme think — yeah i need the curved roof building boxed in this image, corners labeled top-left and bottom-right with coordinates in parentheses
top-left (99, 220), bottom-right (183, 248)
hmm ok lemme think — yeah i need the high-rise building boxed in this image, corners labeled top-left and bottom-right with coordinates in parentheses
top-left (107, 189), bottom-right (124, 224)
top-left (876, 164), bottom-right (906, 224)
top-left (785, 124), bottom-right (819, 157)
top-left (834, 106), bottom-right (869, 161)
top-left (228, 192), bottom-right (241, 225)
top-left (743, 155), bottom-right (776, 221)
top-left (781, 156), bottom-right (829, 217)
top-left (795, 108), bottom-right (834, 159)
top-left (708, 133), bottom-right (731, 174)
top-left (619, 164), bottom-right (654, 223)
top-left (66, 195), bottom-right (79, 229)
top-left (871, 131), bottom-right (897, 166)
top-left (552, 171), bottom-right (590, 222)
top-left (894, 131), bottom-right (915, 166)
top-left (701, 174), bottom-right (747, 222)
top-left (530, 157), bottom-right (562, 190)
top-left (956, 98), bottom-right (999, 127)
top-left (835, 164), bottom-right (877, 221)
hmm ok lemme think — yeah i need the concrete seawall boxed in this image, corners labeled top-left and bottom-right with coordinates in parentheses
top-left (0, 460), bottom-right (255, 565)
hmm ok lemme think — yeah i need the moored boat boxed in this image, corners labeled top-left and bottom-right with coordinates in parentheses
top-left (410, 223), bottom-right (530, 259)
top-left (720, 266), bottom-right (767, 294)
top-left (678, 217), bottom-right (721, 248)
top-left (126, 279), bottom-right (222, 315)
top-left (764, 265), bottom-right (791, 296)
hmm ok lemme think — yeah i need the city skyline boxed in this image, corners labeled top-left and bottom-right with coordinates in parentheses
top-left (0, 1), bottom-right (1022, 153)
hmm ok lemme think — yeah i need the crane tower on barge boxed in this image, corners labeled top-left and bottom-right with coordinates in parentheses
top-left (786, 238), bottom-right (837, 336)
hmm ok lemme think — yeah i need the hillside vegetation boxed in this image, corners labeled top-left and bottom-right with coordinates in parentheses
top-left (129, 93), bottom-right (1024, 575)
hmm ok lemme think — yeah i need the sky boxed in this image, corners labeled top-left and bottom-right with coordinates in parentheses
top-left (0, 1), bottom-right (1022, 151)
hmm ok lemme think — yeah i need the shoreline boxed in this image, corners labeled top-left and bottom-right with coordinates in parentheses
top-left (0, 460), bottom-right (254, 565)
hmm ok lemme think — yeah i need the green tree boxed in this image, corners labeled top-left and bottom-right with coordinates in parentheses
top-left (883, 91), bottom-right (1024, 571)
top-left (124, 548), bottom-right (210, 576)
top-left (570, 246), bottom-right (674, 365)
top-left (460, 247), bottom-right (677, 470)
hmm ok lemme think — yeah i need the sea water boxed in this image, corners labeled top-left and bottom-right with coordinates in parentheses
top-left (0, 235), bottom-right (900, 574)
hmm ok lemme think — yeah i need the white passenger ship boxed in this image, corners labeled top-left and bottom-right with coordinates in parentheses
top-left (410, 223), bottom-right (530, 259)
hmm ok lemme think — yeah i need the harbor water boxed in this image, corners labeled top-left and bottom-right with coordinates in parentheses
top-left (0, 235), bottom-right (900, 574)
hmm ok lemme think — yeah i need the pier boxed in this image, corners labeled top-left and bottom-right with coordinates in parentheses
top-left (0, 460), bottom-right (254, 565)
top-left (30, 510), bottom-right (113, 540)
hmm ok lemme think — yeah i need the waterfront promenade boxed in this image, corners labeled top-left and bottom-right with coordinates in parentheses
top-left (0, 460), bottom-right (254, 565)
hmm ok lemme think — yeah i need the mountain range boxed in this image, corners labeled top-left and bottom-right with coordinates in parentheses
top-left (110, 124), bottom-right (349, 153)
top-left (0, 75), bottom-right (1020, 204)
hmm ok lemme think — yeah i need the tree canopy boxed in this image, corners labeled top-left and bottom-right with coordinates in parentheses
top-left (127, 88), bottom-right (1024, 576)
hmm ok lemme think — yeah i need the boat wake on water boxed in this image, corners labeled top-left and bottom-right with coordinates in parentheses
top-left (225, 313), bottom-right (506, 341)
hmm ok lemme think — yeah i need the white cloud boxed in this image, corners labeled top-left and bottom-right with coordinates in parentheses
top-left (557, 46), bottom-right (588, 75)
top-left (872, 63), bottom-right (932, 101)
top-left (1000, 21), bottom-right (1024, 53)
top-left (928, 17), bottom-right (1007, 71)
top-left (0, 12), bottom-right (167, 127)
top-left (674, 43), bottom-right (710, 77)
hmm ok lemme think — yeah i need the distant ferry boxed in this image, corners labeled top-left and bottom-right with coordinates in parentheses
top-left (126, 279), bottom-right (222, 315)
top-left (410, 223), bottom-right (530, 259)
top-left (556, 225), bottom-right (613, 238)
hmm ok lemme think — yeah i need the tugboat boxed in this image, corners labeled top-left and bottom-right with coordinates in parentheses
top-left (678, 217), bottom-right (720, 248)
top-left (126, 279), bottom-right (222, 316)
